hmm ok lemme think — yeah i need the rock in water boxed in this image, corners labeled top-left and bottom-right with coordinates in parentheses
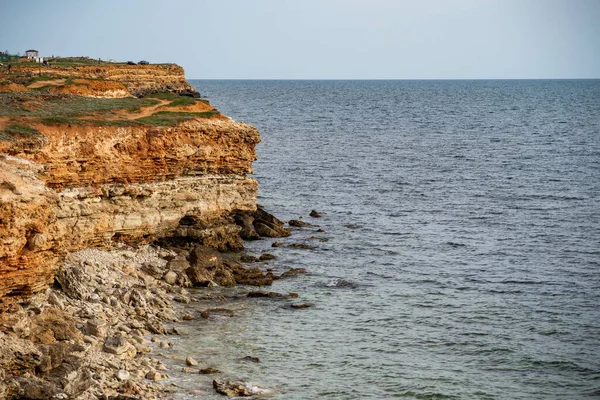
top-left (290, 303), bottom-right (313, 309)
top-left (288, 219), bottom-right (310, 227)
top-left (186, 356), bottom-right (199, 366)
top-left (213, 379), bottom-right (251, 397)
top-left (309, 209), bottom-right (322, 218)
top-left (234, 213), bottom-right (260, 240)
top-left (258, 253), bottom-right (276, 261)
top-left (251, 206), bottom-right (291, 238)
top-left (200, 367), bottom-right (221, 374)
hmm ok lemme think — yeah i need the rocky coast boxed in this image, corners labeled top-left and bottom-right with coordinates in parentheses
top-left (0, 59), bottom-right (305, 399)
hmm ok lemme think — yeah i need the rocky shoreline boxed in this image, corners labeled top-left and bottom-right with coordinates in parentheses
top-left (0, 208), bottom-right (316, 399)
top-left (0, 60), bottom-right (321, 399)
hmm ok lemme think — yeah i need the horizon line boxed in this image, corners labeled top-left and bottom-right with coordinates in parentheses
top-left (188, 77), bottom-right (600, 81)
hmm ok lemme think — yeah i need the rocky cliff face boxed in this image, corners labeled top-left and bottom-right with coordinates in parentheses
top-left (11, 63), bottom-right (197, 97)
top-left (0, 66), bottom-right (261, 308)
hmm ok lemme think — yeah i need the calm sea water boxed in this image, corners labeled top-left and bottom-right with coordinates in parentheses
top-left (166, 80), bottom-right (600, 399)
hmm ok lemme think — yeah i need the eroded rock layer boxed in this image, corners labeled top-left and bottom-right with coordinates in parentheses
top-left (12, 64), bottom-right (196, 97)
top-left (1, 113), bottom-right (261, 306)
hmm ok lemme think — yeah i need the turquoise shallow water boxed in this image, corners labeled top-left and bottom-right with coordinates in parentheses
top-left (166, 80), bottom-right (600, 399)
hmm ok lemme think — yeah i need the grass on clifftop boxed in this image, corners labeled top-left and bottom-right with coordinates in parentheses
top-left (0, 92), bottom-right (160, 117)
top-left (0, 124), bottom-right (42, 141)
top-left (38, 111), bottom-right (219, 127)
top-left (0, 91), bottom-right (218, 128)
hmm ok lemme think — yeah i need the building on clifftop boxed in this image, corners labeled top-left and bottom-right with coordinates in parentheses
top-left (25, 49), bottom-right (39, 59)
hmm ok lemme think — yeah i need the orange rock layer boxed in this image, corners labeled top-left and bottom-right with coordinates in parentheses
top-left (1, 81), bottom-right (261, 307)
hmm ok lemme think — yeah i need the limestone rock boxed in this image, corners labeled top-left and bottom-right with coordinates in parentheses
top-left (163, 271), bottom-right (178, 285)
top-left (103, 336), bottom-right (129, 355)
top-left (116, 369), bottom-right (130, 381)
top-left (213, 379), bottom-right (251, 397)
top-left (309, 209), bottom-right (322, 218)
top-left (186, 357), bottom-right (198, 366)
top-left (185, 246), bottom-right (223, 286)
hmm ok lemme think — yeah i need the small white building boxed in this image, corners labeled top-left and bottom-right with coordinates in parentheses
top-left (25, 49), bottom-right (39, 59)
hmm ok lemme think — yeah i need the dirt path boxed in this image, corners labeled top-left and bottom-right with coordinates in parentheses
top-left (124, 99), bottom-right (171, 119)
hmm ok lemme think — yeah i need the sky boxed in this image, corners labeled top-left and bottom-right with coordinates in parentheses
top-left (1, 0), bottom-right (599, 79)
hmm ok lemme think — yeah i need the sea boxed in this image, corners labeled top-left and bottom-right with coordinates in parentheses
top-left (162, 80), bottom-right (600, 399)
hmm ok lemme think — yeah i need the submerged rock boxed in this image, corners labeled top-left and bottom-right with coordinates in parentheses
top-left (288, 219), bottom-right (311, 227)
top-left (287, 243), bottom-right (316, 249)
top-left (240, 356), bottom-right (260, 363)
top-left (200, 367), bottom-right (221, 374)
top-left (280, 268), bottom-right (308, 278)
top-left (258, 252), bottom-right (276, 261)
top-left (290, 303), bottom-right (313, 309)
top-left (228, 262), bottom-right (275, 286)
top-left (309, 209), bottom-right (322, 218)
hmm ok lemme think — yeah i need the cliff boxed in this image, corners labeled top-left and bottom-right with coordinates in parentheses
top-left (9, 62), bottom-right (197, 97)
top-left (0, 63), bottom-right (262, 308)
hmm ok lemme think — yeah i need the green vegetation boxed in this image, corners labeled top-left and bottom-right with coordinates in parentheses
top-left (39, 111), bottom-right (218, 127)
top-left (0, 124), bottom-right (42, 141)
top-left (1, 91), bottom-right (218, 129)
top-left (144, 92), bottom-right (197, 107)
top-left (0, 93), bottom-right (160, 117)
top-left (44, 57), bottom-right (106, 67)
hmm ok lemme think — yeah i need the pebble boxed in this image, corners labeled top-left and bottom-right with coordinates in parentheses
top-left (116, 370), bottom-right (130, 381)
top-left (145, 370), bottom-right (162, 382)
top-left (83, 335), bottom-right (98, 345)
top-left (186, 357), bottom-right (198, 366)
top-left (156, 362), bottom-right (168, 371)
top-left (163, 271), bottom-right (178, 285)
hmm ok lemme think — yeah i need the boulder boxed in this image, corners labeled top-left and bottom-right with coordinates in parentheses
top-left (185, 246), bottom-right (223, 286)
top-left (234, 214), bottom-right (260, 240)
top-left (212, 267), bottom-right (236, 287)
top-left (309, 209), bottom-right (322, 218)
top-left (103, 336), bottom-right (129, 355)
top-left (213, 379), bottom-right (251, 397)
top-left (186, 357), bottom-right (198, 366)
top-left (200, 367), bottom-right (221, 374)
top-left (252, 207), bottom-right (290, 238)
top-left (228, 262), bottom-right (274, 286)
top-left (163, 271), bottom-right (178, 285)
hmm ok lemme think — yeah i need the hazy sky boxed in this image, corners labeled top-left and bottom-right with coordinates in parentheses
top-left (1, 0), bottom-right (599, 79)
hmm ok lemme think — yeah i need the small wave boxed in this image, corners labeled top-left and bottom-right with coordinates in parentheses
top-left (318, 279), bottom-right (360, 289)
top-left (499, 280), bottom-right (548, 285)
top-left (398, 390), bottom-right (459, 399)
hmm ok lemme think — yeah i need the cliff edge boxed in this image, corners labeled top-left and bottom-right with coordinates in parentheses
top-left (0, 63), bottom-right (262, 307)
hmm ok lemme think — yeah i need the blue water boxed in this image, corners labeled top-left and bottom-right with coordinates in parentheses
top-left (170, 80), bottom-right (600, 399)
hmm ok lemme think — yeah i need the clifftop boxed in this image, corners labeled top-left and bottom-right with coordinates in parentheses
top-left (5, 60), bottom-right (198, 97)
